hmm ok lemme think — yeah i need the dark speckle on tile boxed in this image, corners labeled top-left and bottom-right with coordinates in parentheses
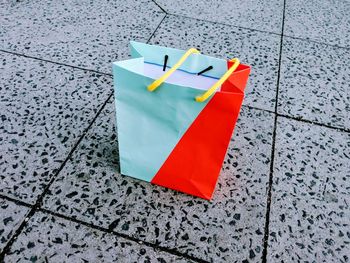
top-left (4, 212), bottom-right (192, 262)
top-left (0, 53), bottom-right (111, 203)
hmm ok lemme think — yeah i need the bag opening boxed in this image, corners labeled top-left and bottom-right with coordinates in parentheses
top-left (143, 62), bottom-right (219, 91)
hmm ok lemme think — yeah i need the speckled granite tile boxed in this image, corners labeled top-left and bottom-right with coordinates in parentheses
top-left (278, 38), bottom-right (350, 130)
top-left (0, 0), bottom-right (165, 73)
top-left (267, 117), bottom-right (350, 262)
top-left (0, 199), bottom-right (30, 253)
top-left (43, 102), bottom-right (274, 262)
top-left (3, 212), bottom-right (191, 262)
top-left (149, 16), bottom-right (280, 111)
top-left (154, 0), bottom-right (283, 34)
top-left (0, 53), bottom-right (112, 203)
top-left (284, 0), bottom-right (350, 48)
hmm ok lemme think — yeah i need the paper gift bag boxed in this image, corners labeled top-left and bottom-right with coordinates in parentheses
top-left (112, 41), bottom-right (250, 200)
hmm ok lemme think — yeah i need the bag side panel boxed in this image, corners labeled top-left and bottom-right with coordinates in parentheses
top-left (113, 63), bottom-right (210, 182)
top-left (151, 91), bottom-right (244, 199)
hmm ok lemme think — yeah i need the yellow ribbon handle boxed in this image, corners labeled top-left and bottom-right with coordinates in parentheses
top-left (147, 48), bottom-right (200, 92)
top-left (147, 49), bottom-right (240, 103)
top-left (195, 58), bottom-right (240, 102)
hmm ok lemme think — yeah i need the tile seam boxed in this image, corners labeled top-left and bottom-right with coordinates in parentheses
top-left (261, 0), bottom-right (287, 260)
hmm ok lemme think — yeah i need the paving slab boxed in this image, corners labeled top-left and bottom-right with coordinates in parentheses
top-left (149, 15), bottom-right (280, 111)
top-left (278, 37), bottom-right (350, 130)
top-left (0, 0), bottom-right (165, 73)
top-left (284, 0), bottom-right (350, 48)
top-left (154, 0), bottom-right (284, 34)
top-left (0, 199), bottom-right (30, 253)
top-left (268, 117), bottom-right (350, 262)
top-left (43, 102), bottom-right (274, 262)
top-left (0, 53), bottom-right (112, 203)
top-left (3, 211), bottom-right (192, 262)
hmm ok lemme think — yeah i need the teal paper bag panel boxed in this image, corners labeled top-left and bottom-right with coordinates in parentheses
top-left (113, 58), bottom-right (210, 182)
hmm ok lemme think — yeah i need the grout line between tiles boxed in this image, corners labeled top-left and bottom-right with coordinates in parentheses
top-left (261, 0), bottom-right (287, 260)
top-left (0, 192), bottom-right (206, 262)
top-left (241, 104), bottom-right (350, 134)
top-left (167, 13), bottom-right (350, 51)
top-left (151, 0), bottom-right (169, 14)
top-left (0, 49), bottom-right (112, 76)
top-left (146, 14), bottom-right (168, 43)
top-left (282, 34), bottom-right (350, 50)
top-left (241, 104), bottom-right (275, 114)
top-left (38, 208), bottom-right (209, 263)
top-left (276, 113), bottom-right (350, 133)
top-left (0, 195), bottom-right (32, 255)
top-left (0, 92), bottom-right (114, 261)
top-left (0, 194), bottom-right (33, 209)
top-left (167, 13), bottom-right (282, 36)
top-left (261, 105), bottom-right (278, 263)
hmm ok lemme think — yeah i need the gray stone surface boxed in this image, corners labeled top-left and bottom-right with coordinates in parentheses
top-left (43, 102), bottom-right (274, 262)
top-left (0, 0), bottom-right (165, 73)
top-left (284, 0), bottom-right (350, 48)
top-left (268, 117), bottom-right (350, 262)
top-left (0, 53), bottom-right (111, 203)
top-left (154, 0), bottom-right (284, 34)
top-left (1, 0), bottom-right (349, 261)
top-left (278, 38), bottom-right (350, 130)
top-left (4, 212), bottom-right (192, 262)
top-left (149, 15), bottom-right (280, 111)
top-left (0, 199), bottom-right (29, 253)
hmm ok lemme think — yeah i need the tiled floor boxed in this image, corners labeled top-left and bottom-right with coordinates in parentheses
top-left (0, 0), bottom-right (349, 262)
